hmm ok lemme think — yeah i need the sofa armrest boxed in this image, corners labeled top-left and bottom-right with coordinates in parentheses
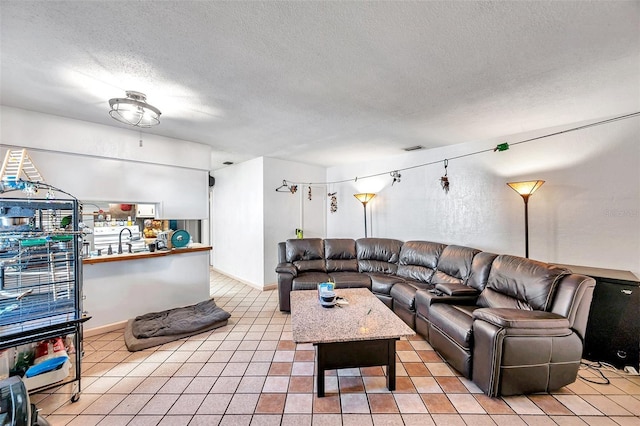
top-left (435, 282), bottom-right (480, 297)
top-left (415, 288), bottom-right (478, 320)
top-left (473, 308), bottom-right (570, 330)
top-left (276, 262), bottom-right (298, 277)
top-left (276, 262), bottom-right (297, 312)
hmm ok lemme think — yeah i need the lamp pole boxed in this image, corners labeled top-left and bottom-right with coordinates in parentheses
top-left (507, 180), bottom-right (545, 259)
top-left (522, 194), bottom-right (530, 259)
top-left (362, 201), bottom-right (369, 238)
top-left (353, 193), bottom-right (376, 238)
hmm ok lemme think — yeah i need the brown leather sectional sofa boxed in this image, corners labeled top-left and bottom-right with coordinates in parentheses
top-left (276, 237), bottom-right (595, 397)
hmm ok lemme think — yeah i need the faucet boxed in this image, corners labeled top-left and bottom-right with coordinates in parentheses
top-left (118, 228), bottom-right (132, 254)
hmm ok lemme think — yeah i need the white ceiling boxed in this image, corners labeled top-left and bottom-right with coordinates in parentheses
top-left (1, 1), bottom-right (638, 169)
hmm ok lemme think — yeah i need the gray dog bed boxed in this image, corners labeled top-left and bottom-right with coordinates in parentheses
top-left (124, 299), bottom-right (230, 352)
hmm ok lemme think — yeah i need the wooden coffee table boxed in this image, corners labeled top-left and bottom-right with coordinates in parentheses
top-left (291, 288), bottom-right (415, 396)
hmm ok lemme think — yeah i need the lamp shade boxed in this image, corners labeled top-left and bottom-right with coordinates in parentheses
top-left (507, 180), bottom-right (545, 198)
top-left (109, 91), bottom-right (161, 128)
top-left (353, 193), bottom-right (376, 204)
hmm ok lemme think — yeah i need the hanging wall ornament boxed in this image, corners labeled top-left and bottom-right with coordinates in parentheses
top-left (440, 159), bottom-right (450, 193)
top-left (308, 186), bottom-right (312, 201)
top-left (328, 192), bottom-right (338, 213)
top-left (390, 171), bottom-right (401, 185)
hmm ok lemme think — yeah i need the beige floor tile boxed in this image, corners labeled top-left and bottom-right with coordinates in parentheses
top-left (110, 393), bottom-right (154, 415)
top-left (460, 414), bottom-right (498, 425)
top-left (392, 394), bottom-right (427, 413)
top-left (211, 376), bottom-right (242, 393)
top-left (166, 394), bottom-right (206, 415)
top-left (554, 395), bottom-right (604, 416)
top-left (447, 393), bottom-right (486, 413)
top-left (196, 393), bottom-right (233, 415)
top-left (237, 375), bottom-right (267, 393)
top-left (411, 376), bottom-right (442, 393)
top-left (607, 394), bottom-right (640, 415)
top-left (133, 377), bottom-right (169, 393)
top-left (428, 413), bottom-right (466, 425)
top-left (342, 413), bottom-right (373, 425)
top-left (284, 393), bottom-right (314, 414)
top-left (82, 377), bottom-right (122, 394)
top-left (263, 376), bottom-right (290, 393)
top-left (158, 376), bottom-right (194, 394)
top-left (502, 396), bottom-right (546, 415)
top-left (549, 415), bottom-right (589, 426)
top-left (400, 413), bottom-right (435, 425)
top-left (139, 394), bottom-right (180, 415)
top-left (96, 414), bottom-right (135, 425)
top-left (82, 393), bottom-right (127, 415)
top-left (341, 393), bottom-right (371, 414)
top-left (226, 393), bottom-right (260, 414)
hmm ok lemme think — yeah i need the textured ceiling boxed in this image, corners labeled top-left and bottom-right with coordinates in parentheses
top-left (1, 1), bottom-right (638, 169)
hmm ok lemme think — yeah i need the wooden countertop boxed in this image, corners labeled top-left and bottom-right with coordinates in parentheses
top-left (83, 245), bottom-right (212, 265)
top-left (554, 263), bottom-right (639, 282)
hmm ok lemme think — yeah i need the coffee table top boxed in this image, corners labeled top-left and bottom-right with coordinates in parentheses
top-left (291, 288), bottom-right (415, 344)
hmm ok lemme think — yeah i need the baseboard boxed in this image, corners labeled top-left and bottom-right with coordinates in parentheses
top-left (85, 320), bottom-right (127, 337)
top-left (211, 267), bottom-right (277, 292)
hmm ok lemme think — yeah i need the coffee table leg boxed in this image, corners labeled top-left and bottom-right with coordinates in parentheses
top-left (386, 339), bottom-right (396, 391)
top-left (316, 344), bottom-right (325, 397)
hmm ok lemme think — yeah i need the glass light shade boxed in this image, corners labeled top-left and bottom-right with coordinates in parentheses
top-left (507, 180), bottom-right (545, 198)
top-left (354, 193), bottom-right (376, 204)
top-left (108, 91), bottom-right (161, 128)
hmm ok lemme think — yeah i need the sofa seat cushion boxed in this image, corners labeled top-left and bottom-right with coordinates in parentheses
top-left (368, 273), bottom-right (405, 295)
top-left (390, 281), bottom-right (433, 309)
top-left (429, 304), bottom-right (478, 349)
top-left (329, 272), bottom-right (372, 289)
top-left (292, 272), bottom-right (331, 291)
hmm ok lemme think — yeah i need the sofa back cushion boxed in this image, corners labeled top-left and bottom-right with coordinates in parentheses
top-left (477, 255), bottom-right (569, 311)
top-left (325, 239), bottom-right (358, 272)
top-left (397, 241), bottom-right (446, 283)
top-left (467, 251), bottom-right (498, 291)
top-left (432, 245), bottom-right (480, 285)
top-left (356, 238), bottom-right (403, 274)
top-left (286, 238), bottom-right (326, 273)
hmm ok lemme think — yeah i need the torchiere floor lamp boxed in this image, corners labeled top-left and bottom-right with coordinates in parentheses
top-left (353, 193), bottom-right (376, 237)
top-left (507, 180), bottom-right (545, 258)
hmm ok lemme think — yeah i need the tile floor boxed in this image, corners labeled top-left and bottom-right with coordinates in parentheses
top-left (33, 270), bottom-right (640, 425)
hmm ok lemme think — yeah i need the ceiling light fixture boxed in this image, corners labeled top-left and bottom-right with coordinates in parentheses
top-left (108, 91), bottom-right (161, 127)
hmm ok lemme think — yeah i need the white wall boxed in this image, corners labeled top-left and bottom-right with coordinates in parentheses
top-left (263, 158), bottom-right (326, 285)
top-left (0, 106), bottom-right (210, 219)
top-left (211, 157), bottom-right (326, 288)
top-left (328, 118), bottom-right (640, 277)
top-left (212, 157), bottom-right (265, 285)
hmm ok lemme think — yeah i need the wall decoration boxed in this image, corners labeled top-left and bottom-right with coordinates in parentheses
top-left (440, 159), bottom-right (450, 193)
top-left (328, 192), bottom-right (337, 213)
top-left (390, 171), bottom-right (401, 185)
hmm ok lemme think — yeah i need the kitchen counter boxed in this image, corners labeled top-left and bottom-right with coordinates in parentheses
top-left (82, 243), bottom-right (213, 333)
top-left (83, 244), bottom-right (212, 264)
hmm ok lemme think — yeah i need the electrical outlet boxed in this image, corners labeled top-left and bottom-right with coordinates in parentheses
top-left (623, 366), bottom-right (639, 375)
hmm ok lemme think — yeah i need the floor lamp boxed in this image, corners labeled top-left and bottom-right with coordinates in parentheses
top-left (353, 193), bottom-right (376, 237)
top-left (507, 180), bottom-right (545, 258)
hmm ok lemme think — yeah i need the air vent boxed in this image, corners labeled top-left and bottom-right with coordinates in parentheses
top-left (223, 161), bottom-right (234, 165)
top-left (403, 145), bottom-right (424, 152)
